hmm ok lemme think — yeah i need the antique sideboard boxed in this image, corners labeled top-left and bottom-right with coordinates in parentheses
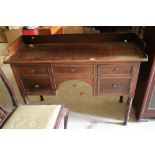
top-left (3, 33), bottom-right (148, 125)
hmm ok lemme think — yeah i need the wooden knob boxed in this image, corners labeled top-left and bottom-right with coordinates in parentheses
top-left (112, 84), bottom-right (116, 88)
top-left (31, 70), bottom-right (34, 73)
top-left (113, 68), bottom-right (116, 72)
top-left (35, 84), bottom-right (39, 88)
top-left (29, 44), bottom-right (34, 47)
top-left (71, 67), bottom-right (76, 72)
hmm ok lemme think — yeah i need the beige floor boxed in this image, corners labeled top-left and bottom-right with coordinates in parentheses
top-left (0, 55), bottom-right (155, 129)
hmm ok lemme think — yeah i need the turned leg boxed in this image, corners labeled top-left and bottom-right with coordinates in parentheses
top-left (119, 96), bottom-right (123, 103)
top-left (40, 95), bottom-right (44, 101)
top-left (123, 97), bottom-right (133, 125)
top-left (23, 95), bottom-right (29, 104)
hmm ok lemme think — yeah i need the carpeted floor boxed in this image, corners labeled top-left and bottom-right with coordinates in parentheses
top-left (1, 55), bottom-right (155, 129)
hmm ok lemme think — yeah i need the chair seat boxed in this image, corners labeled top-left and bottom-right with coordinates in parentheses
top-left (2, 105), bottom-right (61, 129)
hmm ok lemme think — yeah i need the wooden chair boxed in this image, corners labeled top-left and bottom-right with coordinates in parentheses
top-left (0, 68), bottom-right (69, 129)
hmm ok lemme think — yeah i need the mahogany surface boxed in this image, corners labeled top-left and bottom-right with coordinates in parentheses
top-left (3, 33), bottom-right (148, 125)
top-left (4, 42), bottom-right (146, 64)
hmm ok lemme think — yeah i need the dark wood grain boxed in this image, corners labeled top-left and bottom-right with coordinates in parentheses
top-left (98, 64), bottom-right (133, 76)
top-left (52, 65), bottom-right (95, 75)
top-left (21, 76), bottom-right (53, 94)
top-left (16, 64), bottom-right (50, 76)
top-left (4, 42), bottom-right (147, 64)
top-left (7, 37), bottom-right (24, 53)
top-left (22, 33), bottom-right (135, 44)
top-left (4, 33), bottom-right (147, 64)
top-left (98, 77), bottom-right (131, 95)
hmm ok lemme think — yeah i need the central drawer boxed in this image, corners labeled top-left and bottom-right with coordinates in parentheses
top-left (52, 65), bottom-right (94, 75)
top-left (21, 77), bottom-right (53, 94)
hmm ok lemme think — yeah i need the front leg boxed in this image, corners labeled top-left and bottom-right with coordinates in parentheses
top-left (23, 95), bottom-right (29, 104)
top-left (119, 96), bottom-right (123, 103)
top-left (123, 97), bottom-right (133, 125)
top-left (40, 95), bottom-right (44, 101)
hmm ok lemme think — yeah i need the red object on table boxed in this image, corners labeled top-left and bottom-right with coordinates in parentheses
top-left (22, 29), bottom-right (38, 35)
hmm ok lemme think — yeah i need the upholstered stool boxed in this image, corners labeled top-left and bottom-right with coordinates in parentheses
top-left (2, 105), bottom-right (68, 129)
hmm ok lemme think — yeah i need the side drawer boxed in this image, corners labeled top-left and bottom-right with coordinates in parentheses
top-left (16, 65), bottom-right (49, 76)
top-left (21, 77), bottom-right (53, 94)
top-left (52, 65), bottom-right (94, 75)
top-left (98, 64), bottom-right (133, 76)
top-left (98, 78), bottom-right (131, 95)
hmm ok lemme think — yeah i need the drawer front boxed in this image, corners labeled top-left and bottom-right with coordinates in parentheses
top-left (52, 65), bottom-right (94, 75)
top-left (21, 77), bottom-right (52, 93)
top-left (98, 64), bottom-right (133, 76)
top-left (98, 78), bottom-right (131, 94)
top-left (17, 65), bottom-right (49, 76)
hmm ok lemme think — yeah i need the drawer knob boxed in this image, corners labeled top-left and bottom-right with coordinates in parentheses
top-left (124, 39), bottom-right (128, 43)
top-left (112, 84), bottom-right (116, 88)
top-left (71, 67), bottom-right (76, 72)
top-left (31, 70), bottom-right (34, 73)
top-left (31, 37), bottom-right (35, 39)
top-left (35, 84), bottom-right (39, 88)
top-left (113, 68), bottom-right (116, 72)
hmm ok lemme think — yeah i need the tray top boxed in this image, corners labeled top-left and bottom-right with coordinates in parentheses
top-left (4, 33), bottom-right (148, 64)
